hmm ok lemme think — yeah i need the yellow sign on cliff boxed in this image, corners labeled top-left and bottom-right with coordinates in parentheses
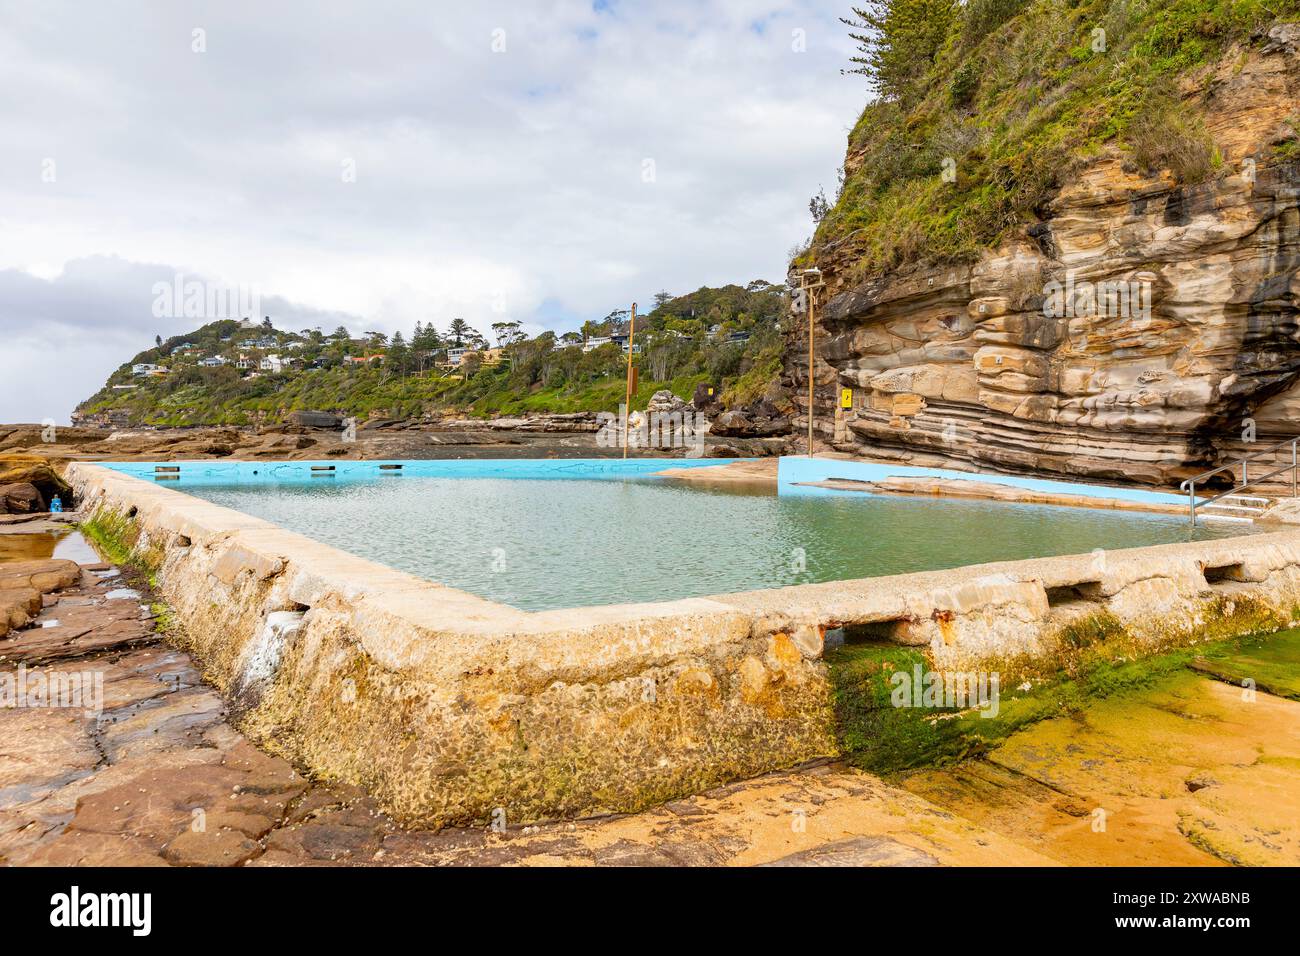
top-left (840, 387), bottom-right (853, 410)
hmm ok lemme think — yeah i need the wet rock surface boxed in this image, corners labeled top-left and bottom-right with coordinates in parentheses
top-left (901, 645), bottom-right (1300, 867)
top-left (0, 558), bottom-right (83, 639)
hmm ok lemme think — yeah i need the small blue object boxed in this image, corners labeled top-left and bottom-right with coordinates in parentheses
top-left (50, 496), bottom-right (63, 513)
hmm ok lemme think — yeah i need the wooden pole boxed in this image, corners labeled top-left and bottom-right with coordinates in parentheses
top-left (623, 302), bottom-right (637, 459)
top-left (807, 288), bottom-right (815, 457)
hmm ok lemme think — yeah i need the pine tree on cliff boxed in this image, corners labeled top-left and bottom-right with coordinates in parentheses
top-left (387, 331), bottom-right (410, 376)
top-left (412, 322), bottom-right (441, 352)
top-left (841, 0), bottom-right (957, 101)
top-left (447, 317), bottom-right (470, 347)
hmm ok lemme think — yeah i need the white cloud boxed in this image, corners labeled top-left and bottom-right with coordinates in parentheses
top-left (0, 0), bottom-right (865, 422)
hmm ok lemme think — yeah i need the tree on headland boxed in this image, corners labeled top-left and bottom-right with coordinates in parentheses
top-left (841, 0), bottom-right (957, 101)
top-left (810, 188), bottom-right (831, 222)
top-left (410, 322), bottom-right (441, 374)
top-left (447, 318), bottom-right (471, 347)
top-left (155, 335), bottom-right (163, 349)
top-left (386, 331), bottom-right (410, 375)
top-left (412, 322), bottom-right (441, 352)
top-left (492, 320), bottom-right (525, 348)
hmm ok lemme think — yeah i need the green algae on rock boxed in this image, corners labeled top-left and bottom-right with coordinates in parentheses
top-left (1188, 627), bottom-right (1300, 701)
top-left (828, 626), bottom-right (1300, 776)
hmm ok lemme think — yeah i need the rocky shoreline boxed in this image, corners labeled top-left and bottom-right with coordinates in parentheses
top-left (1, 412), bottom-right (790, 465)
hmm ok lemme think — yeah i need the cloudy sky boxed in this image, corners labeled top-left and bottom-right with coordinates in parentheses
top-left (0, 1), bottom-right (864, 423)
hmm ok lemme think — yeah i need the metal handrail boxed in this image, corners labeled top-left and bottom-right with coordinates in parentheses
top-left (1179, 436), bottom-right (1299, 526)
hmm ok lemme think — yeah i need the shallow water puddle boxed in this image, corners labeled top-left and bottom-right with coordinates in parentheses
top-left (0, 530), bottom-right (100, 564)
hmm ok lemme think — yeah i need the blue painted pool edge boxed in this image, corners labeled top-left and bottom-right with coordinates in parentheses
top-left (98, 456), bottom-right (1200, 507)
top-left (98, 457), bottom-right (744, 487)
top-left (776, 455), bottom-right (1199, 507)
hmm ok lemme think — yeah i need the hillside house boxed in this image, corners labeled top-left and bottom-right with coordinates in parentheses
top-left (609, 333), bottom-right (642, 355)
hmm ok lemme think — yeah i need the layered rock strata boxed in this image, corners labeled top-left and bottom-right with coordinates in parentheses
top-left (790, 34), bottom-right (1300, 489)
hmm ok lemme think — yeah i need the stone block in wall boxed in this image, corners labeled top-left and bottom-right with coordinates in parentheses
top-left (972, 313), bottom-right (1065, 350)
top-left (974, 346), bottom-right (1049, 379)
top-left (891, 393), bottom-right (925, 417)
top-left (867, 364), bottom-right (949, 398)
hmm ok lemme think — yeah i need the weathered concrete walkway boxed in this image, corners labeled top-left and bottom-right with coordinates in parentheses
top-left (3, 534), bottom-right (1298, 866)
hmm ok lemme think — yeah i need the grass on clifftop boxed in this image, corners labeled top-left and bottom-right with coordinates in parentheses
top-left (807, 0), bottom-right (1300, 281)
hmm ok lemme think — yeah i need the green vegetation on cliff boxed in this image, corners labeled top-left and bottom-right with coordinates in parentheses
top-left (75, 283), bottom-right (790, 425)
top-left (809, 0), bottom-right (1300, 280)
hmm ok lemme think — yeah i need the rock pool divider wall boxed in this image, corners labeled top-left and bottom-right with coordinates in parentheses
top-left (66, 460), bottom-right (1300, 827)
top-left (777, 455), bottom-right (1199, 507)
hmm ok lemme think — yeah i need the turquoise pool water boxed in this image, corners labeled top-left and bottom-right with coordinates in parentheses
top-left (151, 462), bottom-right (1254, 611)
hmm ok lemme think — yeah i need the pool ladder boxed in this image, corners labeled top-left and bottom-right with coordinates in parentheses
top-left (1180, 436), bottom-right (1299, 526)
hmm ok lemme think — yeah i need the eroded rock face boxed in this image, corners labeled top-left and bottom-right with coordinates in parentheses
top-left (0, 457), bottom-right (72, 510)
top-left (0, 482), bottom-right (44, 514)
top-left (791, 39), bottom-right (1300, 487)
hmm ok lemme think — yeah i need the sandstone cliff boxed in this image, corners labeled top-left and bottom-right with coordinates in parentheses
top-left (791, 11), bottom-right (1300, 491)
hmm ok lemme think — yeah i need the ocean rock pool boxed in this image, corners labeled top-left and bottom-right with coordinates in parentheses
top-left (104, 459), bottom-right (1256, 611)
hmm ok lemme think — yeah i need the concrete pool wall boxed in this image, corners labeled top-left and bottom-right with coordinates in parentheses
top-left (66, 460), bottom-right (1300, 828)
top-left (777, 455), bottom-right (1201, 508)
